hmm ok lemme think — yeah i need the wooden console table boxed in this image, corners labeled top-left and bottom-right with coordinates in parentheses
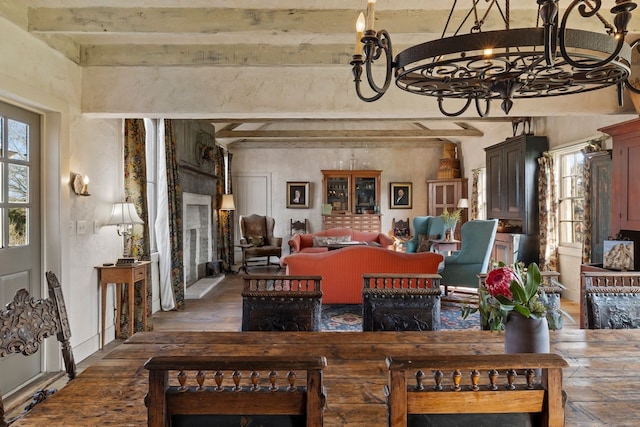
top-left (95, 261), bottom-right (150, 349)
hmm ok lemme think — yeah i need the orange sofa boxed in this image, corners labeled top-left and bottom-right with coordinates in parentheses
top-left (288, 227), bottom-right (394, 254)
top-left (281, 246), bottom-right (444, 304)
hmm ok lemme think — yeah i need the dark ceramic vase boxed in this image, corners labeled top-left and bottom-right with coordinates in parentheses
top-left (504, 311), bottom-right (550, 354)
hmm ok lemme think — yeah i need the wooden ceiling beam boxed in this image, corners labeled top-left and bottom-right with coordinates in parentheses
top-left (227, 139), bottom-right (448, 149)
top-left (215, 128), bottom-right (483, 138)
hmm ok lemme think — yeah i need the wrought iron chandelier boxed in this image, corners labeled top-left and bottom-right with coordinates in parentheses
top-left (351, 0), bottom-right (640, 117)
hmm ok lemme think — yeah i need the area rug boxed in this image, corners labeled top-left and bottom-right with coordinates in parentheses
top-left (321, 304), bottom-right (480, 331)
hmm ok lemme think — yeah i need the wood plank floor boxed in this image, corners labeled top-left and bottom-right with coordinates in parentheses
top-left (4, 265), bottom-right (581, 419)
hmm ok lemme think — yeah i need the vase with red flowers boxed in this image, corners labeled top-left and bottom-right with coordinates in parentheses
top-left (463, 262), bottom-right (570, 354)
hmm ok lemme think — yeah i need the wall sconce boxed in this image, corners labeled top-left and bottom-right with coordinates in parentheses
top-left (105, 201), bottom-right (144, 237)
top-left (220, 194), bottom-right (235, 211)
top-left (71, 173), bottom-right (91, 196)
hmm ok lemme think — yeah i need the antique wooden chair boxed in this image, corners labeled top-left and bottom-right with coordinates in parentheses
top-left (362, 274), bottom-right (442, 331)
top-left (238, 214), bottom-right (283, 272)
top-left (144, 355), bottom-right (326, 427)
top-left (581, 270), bottom-right (640, 329)
top-left (385, 353), bottom-right (568, 427)
top-left (290, 218), bottom-right (308, 235)
top-left (241, 275), bottom-right (323, 331)
top-left (0, 271), bottom-right (76, 427)
top-left (390, 218), bottom-right (411, 251)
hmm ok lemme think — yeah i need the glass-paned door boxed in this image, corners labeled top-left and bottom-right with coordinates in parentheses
top-left (0, 101), bottom-right (41, 397)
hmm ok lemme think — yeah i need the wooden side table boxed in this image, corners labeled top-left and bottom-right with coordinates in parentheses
top-left (430, 239), bottom-right (460, 255)
top-left (95, 261), bottom-right (150, 349)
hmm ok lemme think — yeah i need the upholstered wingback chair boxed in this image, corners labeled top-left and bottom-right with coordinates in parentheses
top-left (405, 216), bottom-right (446, 253)
top-left (439, 219), bottom-right (498, 290)
top-left (238, 214), bottom-right (283, 272)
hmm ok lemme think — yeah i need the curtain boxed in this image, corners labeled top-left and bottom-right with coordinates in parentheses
top-left (581, 139), bottom-right (606, 263)
top-left (122, 119), bottom-right (152, 337)
top-left (154, 120), bottom-right (176, 310)
top-left (216, 147), bottom-right (235, 271)
top-left (164, 120), bottom-right (185, 309)
top-left (538, 153), bottom-right (558, 271)
top-left (471, 168), bottom-right (480, 220)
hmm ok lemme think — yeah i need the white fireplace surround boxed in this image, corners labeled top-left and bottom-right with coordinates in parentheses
top-left (183, 193), bottom-right (213, 286)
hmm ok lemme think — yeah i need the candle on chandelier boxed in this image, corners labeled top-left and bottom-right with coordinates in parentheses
top-left (355, 12), bottom-right (365, 55)
top-left (365, 0), bottom-right (376, 32)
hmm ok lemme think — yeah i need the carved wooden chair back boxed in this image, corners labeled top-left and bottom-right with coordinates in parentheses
top-left (290, 218), bottom-right (308, 235)
top-left (241, 275), bottom-right (323, 331)
top-left (0, 271), bottom-right (76, 426)
top-left (385, 353), bottom-right (568, 427)
top-left (144, 355), bottom-right (326, 427)
top-left (391, 218), bottom-right (410, 238)
top-left (362, 274), bottom-right (442, 331)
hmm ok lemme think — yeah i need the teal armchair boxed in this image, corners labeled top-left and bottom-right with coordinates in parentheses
top-left (440, 219), bottom-right (499, 289)
top-left (405, 216), bottom-right (446, 253)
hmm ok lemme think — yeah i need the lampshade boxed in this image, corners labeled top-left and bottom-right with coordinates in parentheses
top-left (457, 198), bottom-right (469, 209)
top-left (220, 194), bottom-right (235, 211)
top-left (106, 202), bottom-right (144, 227)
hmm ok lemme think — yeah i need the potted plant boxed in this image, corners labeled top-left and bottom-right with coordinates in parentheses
top-left (462, 262), bottom-right (572, 332)
top-left (440, 208), bottom-right (461, 241)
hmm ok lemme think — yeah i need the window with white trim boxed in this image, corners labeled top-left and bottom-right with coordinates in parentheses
top-left (554, 147), bottom-right (585, 247)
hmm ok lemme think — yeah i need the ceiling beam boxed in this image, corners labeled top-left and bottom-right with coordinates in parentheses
top-left (227, 139), bottom-right (448, 149)
top-left (216, 128), bottom-right (483, 139)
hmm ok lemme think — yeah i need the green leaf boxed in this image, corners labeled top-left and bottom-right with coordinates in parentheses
top-left (510, 280), bottom-right (527, 304)
top-left (513, 304), bottom-right (531, 317)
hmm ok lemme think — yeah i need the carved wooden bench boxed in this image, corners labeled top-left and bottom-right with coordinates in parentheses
top-left (144, 355), bottom-right (326, 427)
top-left (580, 271), bottom-right (640, 328)
top-left (362, 274), bottom-right (442, 331)
top-left (241, 275), bottom-right (323, 331)
top-left (385, 353), bottom-right (568, 427)
top-left (1, 271), bottom-right (76, 427)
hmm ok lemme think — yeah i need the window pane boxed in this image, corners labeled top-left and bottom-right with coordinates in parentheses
top-left (8, 164), bottom-right (28, 203)
top-left (8, 119), bottom-right (28, 161)
top-left (8, 207), bottom-right (28, 246)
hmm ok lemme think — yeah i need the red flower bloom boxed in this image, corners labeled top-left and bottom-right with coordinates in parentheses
top-left (484, 267), bottom-right (515, 299)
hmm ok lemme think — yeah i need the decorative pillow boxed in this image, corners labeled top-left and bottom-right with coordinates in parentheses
top-left (247, 235), bottom-right (265, 247)
top-left (312, 235), bottom-right (352, 247)
top-left (416, 234), bottom-right (432, 253)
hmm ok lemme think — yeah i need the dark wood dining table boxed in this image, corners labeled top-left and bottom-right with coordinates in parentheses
top-left (12, 329), bottom-right (640, 426)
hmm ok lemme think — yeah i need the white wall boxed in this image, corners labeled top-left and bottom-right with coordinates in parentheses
top-left (0, 17), bottom-right (123, 363)
top-left (231, 146), bottom-right (443, 240)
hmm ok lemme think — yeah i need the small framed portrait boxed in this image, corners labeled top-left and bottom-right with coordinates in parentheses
top-left (287, 182), bottom-right (310, 208)
top-left (390, 182), bottom-right (412, 209)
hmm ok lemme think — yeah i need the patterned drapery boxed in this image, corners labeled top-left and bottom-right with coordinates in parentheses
top-left (122, 119), bottom-right (152, 337)
top-left (216, 148), bottom-right (235, 271)
top-left (164, 120), bottom-right (185, 309)
top-left (581, 139), bottom-right (606, 263)
top-left (538, 153), bottom-right (558, 271)
top-left (471, 168), bottom-right (480, 220)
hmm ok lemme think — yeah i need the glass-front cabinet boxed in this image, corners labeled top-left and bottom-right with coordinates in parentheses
top-left (321, 170), bottom-right (382, 232)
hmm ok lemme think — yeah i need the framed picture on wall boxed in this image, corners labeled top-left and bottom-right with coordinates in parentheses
top-left (287, 182), bottom-right (310, 208)
top-left (390, 182), bottom-right (412, 209)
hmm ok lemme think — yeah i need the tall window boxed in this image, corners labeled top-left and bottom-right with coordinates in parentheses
top-left (555, 148), bottom-right (585, 247)
top-left (475, 167), bottom-right (487, 220)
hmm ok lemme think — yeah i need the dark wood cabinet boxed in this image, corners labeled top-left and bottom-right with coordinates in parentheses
top-left (599, 118), bottom-right (640, 234)
top-left (485, 134), bottom-right (548, 235)
top-left (426, 178), bottom-right (468, 240)
top-left (584, 150), bottom-right (612, 264)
